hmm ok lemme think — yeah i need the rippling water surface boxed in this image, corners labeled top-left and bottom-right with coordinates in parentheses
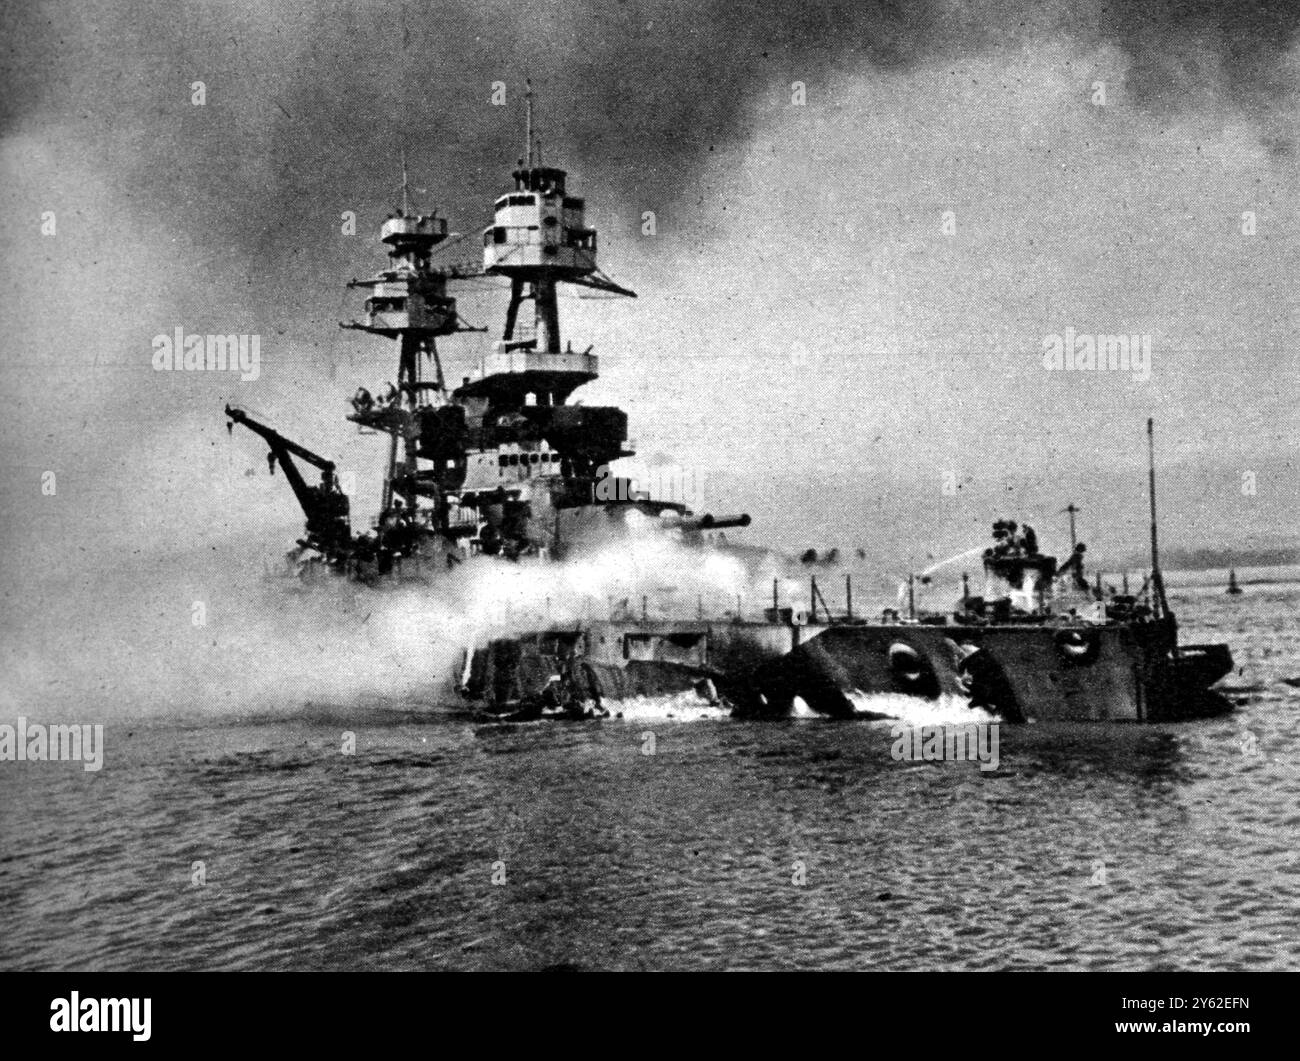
top-left (2, 579), bottom-right (1298, 970)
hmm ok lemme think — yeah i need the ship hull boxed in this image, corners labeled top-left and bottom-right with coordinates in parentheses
top-left (461, 616), bottom-right (1233, 723)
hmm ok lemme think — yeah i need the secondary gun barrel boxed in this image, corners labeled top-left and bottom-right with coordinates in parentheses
top-left (672, 513), bottom-right (751, 532)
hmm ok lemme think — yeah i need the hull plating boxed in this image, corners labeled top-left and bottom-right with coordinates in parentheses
top-left (463, 616), bottom-right (1233, 723)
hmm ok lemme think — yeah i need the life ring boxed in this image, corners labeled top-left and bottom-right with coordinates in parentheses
top-left (1054, 627), bottom-right (1100, 665)
top-left (888, 642), bottom-right (927, 685)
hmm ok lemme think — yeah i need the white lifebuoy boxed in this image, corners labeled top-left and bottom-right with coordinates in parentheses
top-left (1054, 627), bottom-right (1100, 665)
top-left (888, 642), bottom-right (926, 684)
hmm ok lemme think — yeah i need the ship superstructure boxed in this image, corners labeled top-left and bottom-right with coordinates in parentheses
top-left (227, 93), bottom-right (746, 578)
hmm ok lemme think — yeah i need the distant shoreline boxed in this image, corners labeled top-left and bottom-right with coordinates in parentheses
top-left (1119, 549), bottom-right (1300, 572)
top-left (1161, 563), bottom-right (1300, 589)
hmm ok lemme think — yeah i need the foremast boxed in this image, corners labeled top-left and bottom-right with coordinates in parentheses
top-left (341, 160), bottom-right (479, 521)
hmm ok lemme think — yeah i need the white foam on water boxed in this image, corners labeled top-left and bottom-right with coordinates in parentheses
top-left (600, 690), bottom-right (731, 722)
top-left (791, 695), bottom-right (819, 718)
top-left (845, 689), bottom-right (994, 725)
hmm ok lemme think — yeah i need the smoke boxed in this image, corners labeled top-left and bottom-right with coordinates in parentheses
top-left (0, 491), bottom-right (971, 723)
top-left (7, 2), bottom-right (1298, 212)
top-left (0, 514), bottom-right (767, 722)
top-left (0, 545), bottom-right (457, 723)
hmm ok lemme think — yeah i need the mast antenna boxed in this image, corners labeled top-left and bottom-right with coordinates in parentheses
top-left (1061, 503), bottom-right (1081, 550)
top-left (400, 146), bottom-right (411, 215)
top-left (1147, 418), bottom-right (1170, 619)
top-left (524, 79), bottom-right (534, 167)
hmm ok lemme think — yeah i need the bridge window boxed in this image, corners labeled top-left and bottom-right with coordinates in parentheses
top-left (564, 228), bottom-right (596, 250)
top-left (493, 227), bottom-right (507, 244)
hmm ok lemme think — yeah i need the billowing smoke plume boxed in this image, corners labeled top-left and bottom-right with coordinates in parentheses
top-left (0, 519), bottom-right (762, 722)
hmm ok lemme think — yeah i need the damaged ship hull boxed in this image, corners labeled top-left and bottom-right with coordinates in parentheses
top-left (462, 616), bottom-right (1234, 723)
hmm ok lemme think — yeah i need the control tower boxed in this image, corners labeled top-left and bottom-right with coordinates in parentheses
top-left (458, 85), bottom-right (634, 412)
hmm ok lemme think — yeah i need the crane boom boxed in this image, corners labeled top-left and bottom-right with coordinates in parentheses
top-left (226, 405), bottom-right (336, 475)
top-left (225, 405), bottom-right (351, 556)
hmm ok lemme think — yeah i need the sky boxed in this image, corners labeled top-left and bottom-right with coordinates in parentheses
top-left (2, 0), bottom-right (1298, 583)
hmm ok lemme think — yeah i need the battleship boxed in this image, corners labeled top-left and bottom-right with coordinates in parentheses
top-left (225, 95), bottom-right (1234, 724)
